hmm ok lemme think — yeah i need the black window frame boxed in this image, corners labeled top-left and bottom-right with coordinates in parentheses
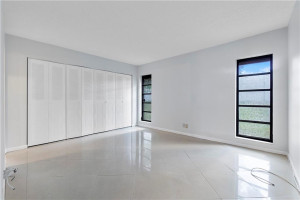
top-left (236, 54), bottom-right (273, 142)
top-left (141, 75), bottom-right (152, 122)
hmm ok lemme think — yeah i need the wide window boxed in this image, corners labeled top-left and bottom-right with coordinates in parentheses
top-left (236, 55), bottom-right (273, 142)
top-left (142, 75), bottom-right (152, 122)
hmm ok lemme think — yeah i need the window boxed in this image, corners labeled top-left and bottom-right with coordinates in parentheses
top-left (142, 75), bottom-right (152, 122)
top-left (236, 55), bottom-right (273, 142)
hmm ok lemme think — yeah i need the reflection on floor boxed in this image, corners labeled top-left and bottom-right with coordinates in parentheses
top-left (5, 127), bottom-right (300, 200)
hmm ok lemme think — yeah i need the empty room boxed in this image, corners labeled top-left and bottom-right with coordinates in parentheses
top-left (0, 0), bottom-right (299, 199)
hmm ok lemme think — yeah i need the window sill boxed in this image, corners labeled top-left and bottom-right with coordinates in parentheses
top-left (235, 135), bottom-right (273, 144)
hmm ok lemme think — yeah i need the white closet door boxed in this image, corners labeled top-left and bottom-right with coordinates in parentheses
top-left (66, 65), bottom-right (82, 138)
top-left (48, 63), bottom-right (66, 142)
top-left (123, 75), bottom-right (132, 127)
top-left (93, 70), bottom-right (106, 133)
top-left (28, 59), bottom-right (49, 146)
top-left (82, 68), bottom-right (94, 135)
top-left (115, 74), bottom-right (124, 129)
top-left (105, 72), bottom-right (116, 131)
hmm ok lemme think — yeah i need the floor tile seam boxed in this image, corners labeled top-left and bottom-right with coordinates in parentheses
top-left (96, 173), bottom-right (135, 177)
top-left (215, 157), bottom-right (274, 198)
top-left (222, 162), bottom-right (277, 198)
top-left (27, 173), bottom-right (135, 178)
top-left (183, 149), bottom-right (222, 199)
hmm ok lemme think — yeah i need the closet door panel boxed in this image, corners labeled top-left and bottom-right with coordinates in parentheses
top-left (115, 74), bottom-right (124, 129)
top-left (66, 65), bottom-right (82, 138)
top-left (105, 72), bottom-right (116, 131)
top-left (28, 59), bottom-right (49, 146)
top-left (48, 63), bottom-right (66, 142)
top-left (93, 70), bottom-right (106, 133)
top-left (123, 75), bottom-right (132, 127)
top-left (82, 68), bottom-right (94, 135)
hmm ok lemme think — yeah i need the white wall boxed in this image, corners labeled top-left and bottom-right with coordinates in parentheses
top-left (138, 28), bottom-right (288, 154)
top-left (5, 34), bottom-right (138, 150)
top-left (288, 1), bottom-right (300, 186)
top-left (0, 0), bottom-right (5, 198)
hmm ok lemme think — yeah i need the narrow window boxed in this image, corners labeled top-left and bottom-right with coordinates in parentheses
top-left (237, 55), bottom-right (273, 142)
top-left (141, 75), bottom-right (152, 122)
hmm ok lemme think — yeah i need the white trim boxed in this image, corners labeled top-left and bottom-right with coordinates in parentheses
top-left (288, 154), bottom-right (300, 191)
top-left (5, 145), bottom-right (27, 153)
top-left (138, 124), bottom-right (288, 155)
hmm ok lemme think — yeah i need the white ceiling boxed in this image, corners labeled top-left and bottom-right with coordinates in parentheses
top-left (4, 1), bottom-right (296, 65)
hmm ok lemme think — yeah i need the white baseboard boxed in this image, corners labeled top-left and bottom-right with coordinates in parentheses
top-left (138, 124), bottom-right (288, 156)
top-left (288, 154), bottom-right (300, 191)
top-left (5, 145), bottom-right (27, 153)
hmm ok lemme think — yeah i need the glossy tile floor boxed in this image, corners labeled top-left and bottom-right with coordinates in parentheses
top-left (5, 127), bottom-right (300, 200)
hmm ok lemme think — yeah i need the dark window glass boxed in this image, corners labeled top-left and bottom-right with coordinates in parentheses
top-left (237, 55), bottom-right (273, 142)
top-left (143, 85), bottom-right (151, 93)
top-left (142, 75), bottom-right (151, 122)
